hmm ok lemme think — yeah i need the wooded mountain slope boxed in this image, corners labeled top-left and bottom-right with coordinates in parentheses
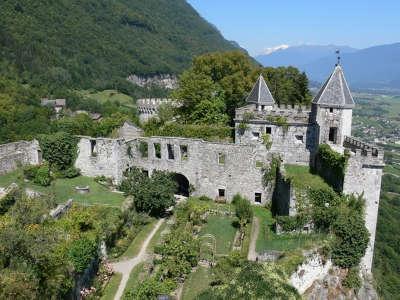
top-left (0, 0), bottom-right (238, 88)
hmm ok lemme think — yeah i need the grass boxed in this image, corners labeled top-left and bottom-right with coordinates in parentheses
top-left (79, 89), bottom-right (135, 107)
top-left (101, 273), bottom-right (122, 300)
top-left (148, 219), bottom-right (169, 253)
top-left (117, 219), bottom-right (158, 260)
top-left (181, 267), bottom-right (213, 300)
top-left (122, 262), bottom-right (148, 299)
top-left (0, 171), bottom-right (125, 206)
top-left (200, 215), bottom-right (237, 255)
top-left (253, 206), bottom-right (325, 252)
top-left (284, 165), bottom-right (331, 191)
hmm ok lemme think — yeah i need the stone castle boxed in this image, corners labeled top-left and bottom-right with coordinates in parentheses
top-left (0, 64), bottom-right (383, 273)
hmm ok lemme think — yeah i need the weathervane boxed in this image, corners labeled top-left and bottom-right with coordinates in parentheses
top-left (335, 49), bottom-right (341, 66)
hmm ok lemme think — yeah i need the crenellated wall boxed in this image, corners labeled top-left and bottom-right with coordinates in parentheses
top-left (136, 98), bottom-right (174, 123)
top-left (0, 140), bottom-right (41, 175)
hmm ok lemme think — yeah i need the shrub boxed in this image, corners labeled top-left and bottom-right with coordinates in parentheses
top-left (198, 195), bottom-right (212, 202)
top-left (309, 187), bottom-right (342, 231)
top-left (0, 187), bottom-right (21, 215)
top-left (343, 267), bottom-right (362, 290)
top-left (276, 215), bottom-right (309, 232)
top-left (23, 165), bottom-right (40, 180)
top-left (59, 166), bottom-right (80, 178)
top-left (331, 212), bottom-right (369, 268)
top-left (33, 164), bottom-right (52, 186)
top-left (125, 277), bottom-right (176, 300)
top-left (232, 194), bottom-right (253, 228)
top-left (68, 238), bottom-right (98, 273)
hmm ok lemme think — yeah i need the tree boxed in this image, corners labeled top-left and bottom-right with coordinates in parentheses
top-left (38, 132), bottom-right (78, 171)
top-left (232, 194), bottom-right (253, 229)
top-left (120, 168), bottom-right (177, 217)
top-left (172, 51), bottom-right (312, 125)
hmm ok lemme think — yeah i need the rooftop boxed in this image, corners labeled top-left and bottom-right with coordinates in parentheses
top-left (246, 74), bottom-right (275, 106)
top-left (312, 65), bottom-right (355, 108)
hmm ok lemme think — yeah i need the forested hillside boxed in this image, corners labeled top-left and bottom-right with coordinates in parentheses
top-left (0, 0), bottom-right (238, 89)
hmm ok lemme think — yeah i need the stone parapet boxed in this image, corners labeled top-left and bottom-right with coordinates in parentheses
top-left (235, 104), bottom-right (312, 124)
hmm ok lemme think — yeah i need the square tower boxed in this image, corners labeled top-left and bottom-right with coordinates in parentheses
top-left (311, 65), bottom-right (355, 148)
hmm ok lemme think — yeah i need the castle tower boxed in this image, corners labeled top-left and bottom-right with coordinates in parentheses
top-left (246, 74), bottom-right (275, 111)
top-left (312, 65), bottom-right (355, 150)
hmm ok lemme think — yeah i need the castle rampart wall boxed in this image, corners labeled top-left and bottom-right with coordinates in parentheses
top-left (343, 139), bottom-right (384, 272)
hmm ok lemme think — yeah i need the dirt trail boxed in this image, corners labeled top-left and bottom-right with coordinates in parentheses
top-left (247, 217), bottom-right (260, 261)
top-left (111, 218), bottom-right (165, 300)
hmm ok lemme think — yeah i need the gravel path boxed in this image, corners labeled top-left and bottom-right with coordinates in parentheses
top-left (247, 217), bottom-right (260, 261)
top-left (111, 218), bottom-right (165, 300)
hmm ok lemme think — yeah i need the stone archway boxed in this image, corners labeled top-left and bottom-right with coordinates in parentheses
top-left (172, 173), bottom-right (190, 197)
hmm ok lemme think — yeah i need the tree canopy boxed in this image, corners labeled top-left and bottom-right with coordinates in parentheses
top-left (172, 51), bottom-right (312, 125)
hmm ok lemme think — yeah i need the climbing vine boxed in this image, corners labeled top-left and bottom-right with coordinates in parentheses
top-left (266, 116), bottom-right (289, 134)
top-left (262, 133), bottom-right (273, 150)
top-left (262, 155), bottom-right (281, 186)
top-left (313, 144), bottom-right (349, 192)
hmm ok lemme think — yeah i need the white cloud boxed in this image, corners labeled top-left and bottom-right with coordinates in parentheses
top-left (262, 44), bottom-right (290, 55)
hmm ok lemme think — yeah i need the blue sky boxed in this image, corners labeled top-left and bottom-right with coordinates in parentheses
top-left (187, 0), bottom-right (400, 55)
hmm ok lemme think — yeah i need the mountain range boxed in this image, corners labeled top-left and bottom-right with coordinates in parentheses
top-left (256, 43), bottom-right (400, 90)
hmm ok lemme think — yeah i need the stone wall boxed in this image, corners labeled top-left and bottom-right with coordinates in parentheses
top-left (235, 122), bottom-right (316, 165)
top-left (0, 140), bottom-right (41, 175)
top-left (343, 147), bottom-right (384, 273)
top-left (75, 136), bottom-right (274, 204)
top-left (290, 252), bottom-right (333, 295)
top-left (75, 137), bottom-right (127, 184)
top-left (313, 104), bottom-right (353, 147)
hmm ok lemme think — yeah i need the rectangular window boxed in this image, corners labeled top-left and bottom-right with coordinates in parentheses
top-left (138, 141), bottom-right (148, 158)
top-left (142, 169), bottom-right (149, 177)
top-left (295, 135), bottom-right (304, 143)
top-left (180, 145), bottom-right (188, 160)
top-left (328, 127), bottom-right (338, 144)
top-left (167, 144), bottom-right (174, 160)
top-left (218, 189), bottom-right (225, 198)
top-left (154, 143), bottom-right (161, 158)
top-left (252, 132), bottom-right (260, 139)
top-left (329, 107), bottom-right (334, 113)
top-left (255, 193), bottom-right (262, 203)
top-left (90, 140), bottom-right (96, 156)
top-left (265, 127), bottom-right (272, 134)
top-left (218, 152), bottom-right (226, 165)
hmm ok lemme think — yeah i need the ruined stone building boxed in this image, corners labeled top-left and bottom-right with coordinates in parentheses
top-left (0, 64), bottom-right (383, 273)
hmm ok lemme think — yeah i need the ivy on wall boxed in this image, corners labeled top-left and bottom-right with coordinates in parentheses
top-left (313, 144), bottom-right (349, 192)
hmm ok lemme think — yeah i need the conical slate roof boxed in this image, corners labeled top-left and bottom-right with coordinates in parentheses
top-left (312, 65), bottom-right (355, 108)
top-left (246, 74), bottom-right (275, 105)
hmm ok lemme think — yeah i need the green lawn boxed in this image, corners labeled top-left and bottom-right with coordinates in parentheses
top-left (101, 273), bottom-right (122, 300)
top-left (79, 89), bottom-right (135, 107)
top-left (181, 267), bottom-right (213, 300)
top-left (0, 171), bottom-right (125, 206)
top-left (284, 164), bottom-right (331, 191)
top-left (253, 206), bottom-right (325, 252)
top-left (200, 215), bottom-right (237, 255)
